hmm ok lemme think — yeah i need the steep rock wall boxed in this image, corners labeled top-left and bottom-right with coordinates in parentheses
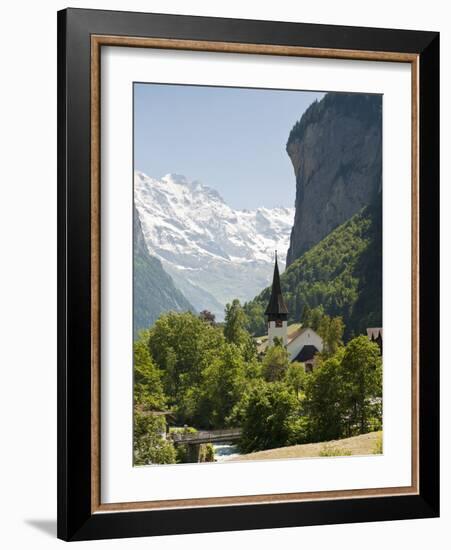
top-left (286, 92), bottom-right (382, 265)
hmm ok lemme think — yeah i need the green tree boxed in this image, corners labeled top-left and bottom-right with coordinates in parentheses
top-left (148, 312), bottom-right (225, 407)
top-left (147, 310), bottom-right (260, 428)
top-left (304, 337), bottom-right (382, 442)
top-left (340, 336), bottom-right (382, 435)
top-left (243, 301), bottom-right (266, 336)
top-left (224, 299), bottom-right (257, 362)
top-left (224, 299), bottom-right (248, 345)
top-left (239, 381), bottom-right (305, 453)
top-left (301, 304), bottom-right (312, 326)
top-left (133, 413), bottom-right (176, 465)
top-left (286, 361), bottom-right (306, 398)
top-left (318, 314), bottom-right (345, 356)
top-left (328, 317), bottom-right (345, 354)
top-left (304, 351), bottom-right (345, 442)
top-left (309, 305), bottom-right (325, 331)
top-left (133, 332), bottom-right (175, 466)
top-left (133, 331), bottom-right (167, 410)
top-left (196, 343), bottom-right (247, 429)
top-left (262, 340), bottom-right (289, 382)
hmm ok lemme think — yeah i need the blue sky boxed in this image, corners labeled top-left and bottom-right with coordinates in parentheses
top-left (134, 83), bottom-right (324, 210)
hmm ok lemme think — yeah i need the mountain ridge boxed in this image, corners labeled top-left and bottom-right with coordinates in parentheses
top-left (135, 171), bottom-right (294, 319)
top-left (133, 205), bottom-right (195, 338)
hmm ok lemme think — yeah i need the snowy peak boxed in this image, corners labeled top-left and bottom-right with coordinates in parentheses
top-left (137, 172), bottom-right (226, 207)
top-left (134, 171), bottom-right (294, 319)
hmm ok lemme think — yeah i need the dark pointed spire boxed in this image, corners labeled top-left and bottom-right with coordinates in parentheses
top-left (265, 251), bottom-right (288, 319)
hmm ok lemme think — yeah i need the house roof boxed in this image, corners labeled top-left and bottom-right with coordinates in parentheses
top-left (366, 327), bottom-right (383, 340)
top-left (265, 252), bottom-right (288, 317)
top-left (288, 326), bottom-right (310, 342)
top-left (293, 344), bottom-right (319, 362)
top-left (256, 325), bottom-right (320, 354)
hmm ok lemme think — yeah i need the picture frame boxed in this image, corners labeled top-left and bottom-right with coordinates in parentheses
top-left (57, 7), bottom-right (439, 541)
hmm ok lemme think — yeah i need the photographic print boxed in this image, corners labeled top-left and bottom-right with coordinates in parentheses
top-left (133, 83), bottom-right (383, 466)
top-left (58, 12), bottom-right (439, 539)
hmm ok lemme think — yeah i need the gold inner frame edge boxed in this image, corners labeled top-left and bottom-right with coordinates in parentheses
top-left (90, 35), bottom-right (420, 514)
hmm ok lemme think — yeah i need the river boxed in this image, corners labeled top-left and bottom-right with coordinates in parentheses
top-left (212, 442), bottom-right (241, 462)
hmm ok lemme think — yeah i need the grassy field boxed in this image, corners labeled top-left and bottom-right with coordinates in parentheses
top-left (229, 431), bottom-right (382, 462)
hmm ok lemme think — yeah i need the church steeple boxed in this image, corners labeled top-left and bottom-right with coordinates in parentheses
top-left (265, 251), bottom-right (288, 320)
top-left (265, 252), bottom-right (288, 346)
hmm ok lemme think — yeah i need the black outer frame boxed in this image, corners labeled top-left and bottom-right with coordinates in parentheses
top-left (57, 8), bottom-right (439, 542)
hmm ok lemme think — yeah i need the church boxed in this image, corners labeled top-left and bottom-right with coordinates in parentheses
top-left (260, 253), bottom-right (324, 372)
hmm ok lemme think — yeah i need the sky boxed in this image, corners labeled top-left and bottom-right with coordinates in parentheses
top-left (134, 83), bottom-right (324, 210)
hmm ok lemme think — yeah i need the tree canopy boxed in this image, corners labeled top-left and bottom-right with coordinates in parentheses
top-left (262, 340), bottom-right (289, 382)
top-left (239, 381), bottom-right (305, 453)
top-left (133, 309), bottom-right (382, 464)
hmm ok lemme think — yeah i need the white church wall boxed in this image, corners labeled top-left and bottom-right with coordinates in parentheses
top-left (287, 328), bottom-right (323, 362)
top-left (268, 320), bottom-right (288, 346)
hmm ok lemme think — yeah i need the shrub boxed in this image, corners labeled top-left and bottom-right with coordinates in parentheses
top-left (372, 431), bottom-right (383, 454)
top-left (199, 443), bottom-right (215, 463)
top-left (319, 444), bottom-right (352, 457)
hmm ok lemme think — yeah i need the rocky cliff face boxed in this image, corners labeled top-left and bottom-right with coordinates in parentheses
top-left (286, 93), bottom-right (382, 266)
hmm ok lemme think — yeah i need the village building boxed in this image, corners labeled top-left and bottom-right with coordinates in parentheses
top-left (366, 327), bottom-right (383, 354)
top-left (260, 252), bottom-right (324, 371)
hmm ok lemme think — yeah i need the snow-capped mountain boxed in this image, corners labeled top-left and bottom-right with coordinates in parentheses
top-left (134, 171), bottom-right (295, 320)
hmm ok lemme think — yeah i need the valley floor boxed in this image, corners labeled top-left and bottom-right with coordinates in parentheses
top-left (227, 431), bottom-right (382, 462)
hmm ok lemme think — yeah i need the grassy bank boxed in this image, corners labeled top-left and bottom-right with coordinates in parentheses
top-left (229, 431), bottom-right (382, 462)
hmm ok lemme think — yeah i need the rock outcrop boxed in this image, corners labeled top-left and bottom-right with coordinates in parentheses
top-left (286, 92), bottom-right (382, 266)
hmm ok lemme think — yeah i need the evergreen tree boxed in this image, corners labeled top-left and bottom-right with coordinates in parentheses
top-left (301, 304), bottom-right (312, 326)
top-left (309, 305), bottom-right (325, 331)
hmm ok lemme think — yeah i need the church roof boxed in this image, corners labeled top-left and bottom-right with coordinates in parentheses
top-left (288, 326), bottom-right (309, 342)
top-left (265, 252), bottom-right (288, 316)
top-left (293, 344), bottom-right (319, 362)
top-left (255, 325), bottom-right (322, 355)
